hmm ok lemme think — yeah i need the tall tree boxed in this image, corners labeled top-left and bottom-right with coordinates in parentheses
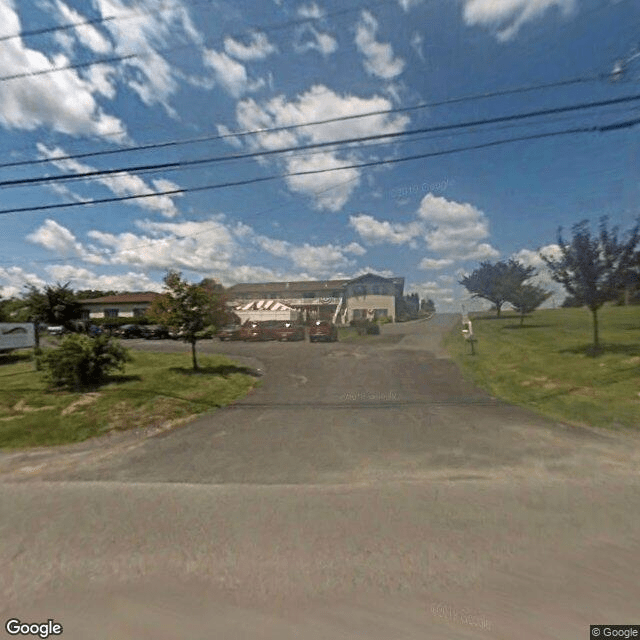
top-left (149, 271), bottom-right (229, 371)
top-left (459, 260), bottom-right (536, 317)
top-left (507, 284), bottom-right (551, 326)
top-left (23, 282), bottom-right (81, 328)
top-left (541, 217), bottom-right (640, 351)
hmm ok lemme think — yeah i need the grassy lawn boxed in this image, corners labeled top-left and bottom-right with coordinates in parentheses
top-left (0, 350), bottom-right (260, 449)
top-left (444, 306), bottom-right (640, 430)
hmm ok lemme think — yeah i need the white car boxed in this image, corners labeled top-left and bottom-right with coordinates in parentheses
top-left (47, 325), bottom-right (65, 336)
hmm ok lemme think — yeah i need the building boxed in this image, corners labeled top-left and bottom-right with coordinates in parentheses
top-left (78, 292), bottom-right (161, 320)
top-left (227, 273), bottom-right (404, 324)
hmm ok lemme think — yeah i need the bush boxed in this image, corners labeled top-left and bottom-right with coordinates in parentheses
top-left (38, 333), bottom-right (131, 390)
top-left (366, 322), bottom-right (380, 335)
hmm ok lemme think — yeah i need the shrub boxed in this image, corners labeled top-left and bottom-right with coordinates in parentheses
top-left (39, 333), bottom-right (131, 390)
top-left (366, 322), bottom-right (380, 335)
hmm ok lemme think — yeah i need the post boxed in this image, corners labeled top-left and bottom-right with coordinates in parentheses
top-left (462, 319), bottom-right (477, 355)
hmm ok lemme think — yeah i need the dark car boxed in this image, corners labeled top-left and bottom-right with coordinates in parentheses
top-left (140, 324), bottom-right (170, 340)
top-left (308, 320), bottom-right (338, 342)
top-left (101, 324), bottom-right (120, 336)
top-left (272, 321), bottom-right (305, 341)
top-left (217, 325), bottom-right (242, 341)
top-left (116, 324), bottom-right (144, 339)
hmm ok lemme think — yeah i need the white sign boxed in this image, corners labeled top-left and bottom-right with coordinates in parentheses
top-left (0, 323), bottom-right (35, 352)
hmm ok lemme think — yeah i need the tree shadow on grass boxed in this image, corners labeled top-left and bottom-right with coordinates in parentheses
top-left (168, 364), bottom-right (262, 377)
top-left (104, 374), bottom-right (143, 385)
top-left (0, 352), bottom-right (33, 365)
top-left (559, 343), bottom-right (640, 358)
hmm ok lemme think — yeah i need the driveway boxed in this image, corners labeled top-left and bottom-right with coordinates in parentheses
top-left (1, 314), bottom-right (639, 639)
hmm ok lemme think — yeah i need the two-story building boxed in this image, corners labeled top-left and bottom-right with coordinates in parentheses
top-left (226, 273), bottom-right (404, 324)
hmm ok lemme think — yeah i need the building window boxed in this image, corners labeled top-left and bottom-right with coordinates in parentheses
top-left (81, 310), bottom-right (90, 320)
top-left (104, 308), bottom-right (119, 318)
top-left (374, 309), bottom-right (388, 319)
top-left (352, 309), bottom-right (363, 319)
top-left (303, 292), bottom-right (316, 299)
top-left (133, 308), bottom-right (146, 317)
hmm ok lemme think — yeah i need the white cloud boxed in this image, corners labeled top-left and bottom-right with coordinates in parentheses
top-left (512, 244), bottom-right (565, 305)
top-left (354, 10), bottom-right (405, 79)
top-left (0, 266), bottom-right (46, 298)
top-left (45, 265), bottom-right (162, 292)
top-left (349, 214), bottom-right (421, 245)
top-left (418, 193), bottom-right (499, 258)
top-left (462, 0), bottom-right (576, 41)
top-left (224, 32), bottom-right (277, 61)
top-left (26, 219), bottom-right (99, 262)
top-left (203, 49), bottom-right (265, 97)
top-left (398, 0), bottom-right (424, 10)
top-left (410, 32), bottom-right (424, 61)
top-left (0, 0), bottom-right (126, 139)
top-left (350, 193), bottom-right (499, 267)
top-left (293, 24), bottom-right (338, 56)
top-left (53, 1), bottom-right (112, 54)
top-left (94, 0), bottom-right (203, 114)
top-left (38, 144), bottom-right (182, 218)
top-left (298, 2), bottom-right (324, 19)
top-left (234, 85), bottom-right (409, 210)
top-left (419, 257), bottom-right (454, 269)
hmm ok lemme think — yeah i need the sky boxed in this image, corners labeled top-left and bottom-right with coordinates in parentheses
top-left (0, 0), bottom-right (638, 311)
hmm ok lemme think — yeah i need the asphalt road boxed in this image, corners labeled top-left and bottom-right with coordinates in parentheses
top-left (1, 314), bottom-right (639, 639)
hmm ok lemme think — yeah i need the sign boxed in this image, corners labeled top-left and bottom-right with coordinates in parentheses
top-left (0, 323), bottom-right (35, 352)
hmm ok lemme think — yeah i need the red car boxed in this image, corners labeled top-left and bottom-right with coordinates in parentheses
top-left (308, 320), bottom-right (338, 342)
top-left (272, 321), bottom-right (305, 341)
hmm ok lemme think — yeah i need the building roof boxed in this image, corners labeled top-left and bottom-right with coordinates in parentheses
top-left (79, 292), bottom-right (161, 305)
top-left (227, 274), bottom-right (402, 295)
top-left (227, 279), bottom-right (350, 295)
top-left (235, 300), bottom-right (296, 311)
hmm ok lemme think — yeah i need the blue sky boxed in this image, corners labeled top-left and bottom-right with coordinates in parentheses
top-left (0, 0), bottom-right (638, 311)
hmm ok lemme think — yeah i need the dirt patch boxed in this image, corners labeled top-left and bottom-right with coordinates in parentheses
top-left (62, 393), bottom-right (101, 416)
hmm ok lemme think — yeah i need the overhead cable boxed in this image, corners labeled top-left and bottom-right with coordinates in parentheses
top-left (1, 115), bottom-right (638, 216)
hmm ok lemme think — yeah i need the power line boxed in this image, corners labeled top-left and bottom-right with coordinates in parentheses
top-left (1, 115), bottom-right (638, 216)
top-left (0, 0), bottom-right (393, 83)
top-left (0, 0), bottom-right (212, 44)
top-left (4, 91), bottom-right (639, 188)
top-left (0, 72), bottom-right (611, 172)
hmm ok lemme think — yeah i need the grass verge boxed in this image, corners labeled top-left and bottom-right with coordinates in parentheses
top-left (443, 306), bottom-right (640, 430)
top-left (0, 350), bottom-right (260, 449)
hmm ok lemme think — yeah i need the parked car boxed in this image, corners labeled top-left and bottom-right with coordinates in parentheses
top-left (115, 324), bottom-right (144, 339)
top-left (217, 325), bottom-right (242, 341)
top-left (88, 325), bottom-right (103, 336)
top-left (140, 324), bottom-right (170, 339)
top-left (272, 321), bottom-right (305, 341)
top-left (47, 325), bottom-right (65, 336)
top-left (309, 320), bottom-right (338, 342)
top-left (101, 323), bottom-right (120, 336)
top-left (238, 321), bottom-right (264, 341)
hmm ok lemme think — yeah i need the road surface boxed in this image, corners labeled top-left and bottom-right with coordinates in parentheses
top-left (1, 314), bottom-right (639, 639)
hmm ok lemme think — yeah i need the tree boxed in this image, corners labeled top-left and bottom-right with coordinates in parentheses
top-left (23, 282), bottom-right (81, 328)
top-left (149, 271), bottom-right (229, 371)
top-left (421, 298), bottom-right (436, 313)
top-left (541, 216), bottom-right (640, 351)
top-left (459, 260), bottom-right (536, 317)
top-left (507, 284), bottom-right (551, 326)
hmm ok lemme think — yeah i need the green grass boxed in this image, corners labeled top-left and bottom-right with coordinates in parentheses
top-left (444, 306), bottom-right (640, 430)
top-left (0, 350), bottom-right (260, 449)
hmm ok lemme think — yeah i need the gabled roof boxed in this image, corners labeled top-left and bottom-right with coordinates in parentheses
top-left (79, 292), bottom-right (161, 305)
top-left (227, 279), bottom-right (349, 294)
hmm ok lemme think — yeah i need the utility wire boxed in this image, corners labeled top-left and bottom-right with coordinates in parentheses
top-left (4, 92), bottom-right (639, 188)
top-left (0, 0), bottom-right (392, 83)
top-left (1, 72), bottom-right (612, 171)
top-left (0, 0), bottom-right (212, 43)
top-left (1, 115), bottom-right (638, 216)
